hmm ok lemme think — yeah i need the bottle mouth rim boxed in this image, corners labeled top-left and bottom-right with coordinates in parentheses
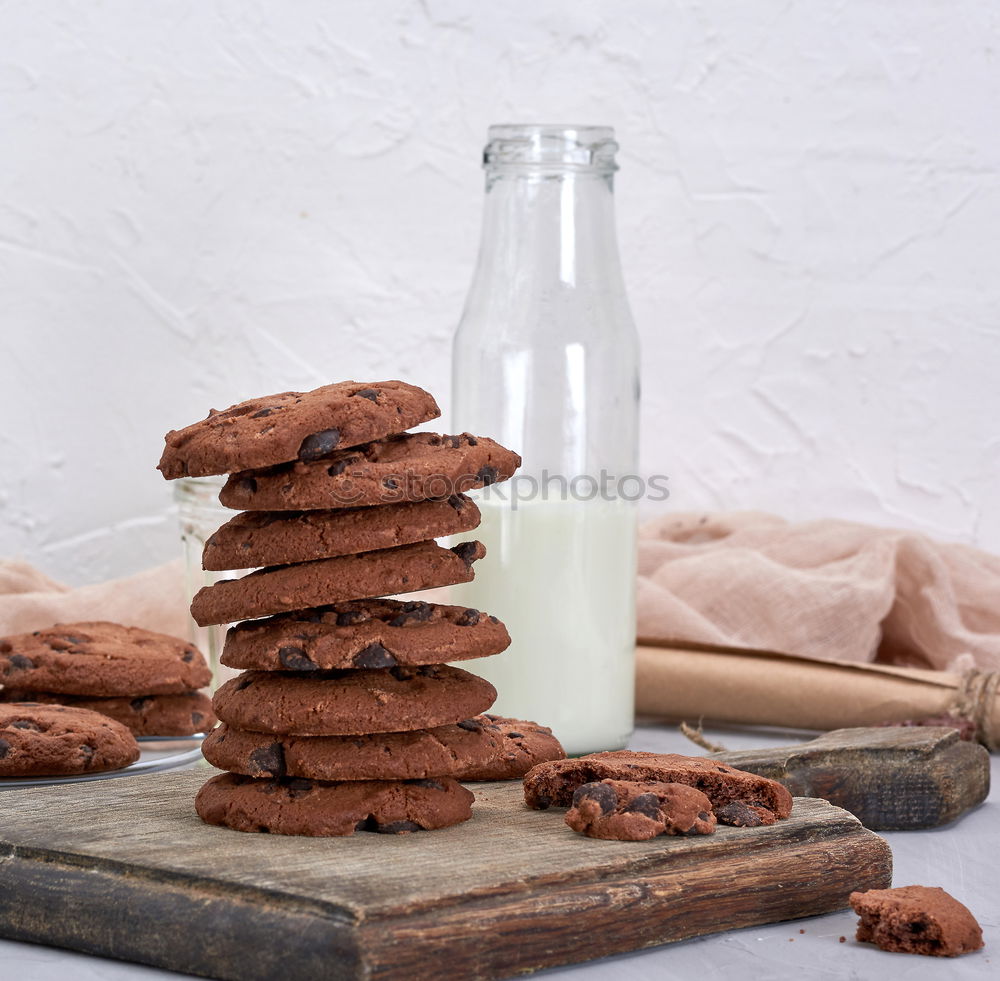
top-left (484, 124), bottom-right (618, 172)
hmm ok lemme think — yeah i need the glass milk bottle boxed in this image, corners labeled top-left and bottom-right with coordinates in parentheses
top-left (451, 124), bottom-right (640, 755)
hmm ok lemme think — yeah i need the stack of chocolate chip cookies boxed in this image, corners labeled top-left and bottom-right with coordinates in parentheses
top-left (0, 621), bottom-right (215, 737)
top-left (158, 379), bottom-right (564, 836)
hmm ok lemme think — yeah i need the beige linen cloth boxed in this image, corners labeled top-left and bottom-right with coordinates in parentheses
top-left (637, 511), bottom-right (1000, 746)
top-left (0, 559), bottom-right (189, 639)
top-left (639, 511), bottom-right (1000, 672)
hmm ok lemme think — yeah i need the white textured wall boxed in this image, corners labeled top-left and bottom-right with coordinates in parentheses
top-left (2, 0), bottom-right (998, 586)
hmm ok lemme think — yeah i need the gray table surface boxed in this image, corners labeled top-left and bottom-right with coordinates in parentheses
top-left (1, 722), bottom-right (995, 980)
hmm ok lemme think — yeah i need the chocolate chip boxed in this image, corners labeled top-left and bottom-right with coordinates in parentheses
top-left (476, 465), bottom-right (499, 485)
top-left (80, 744), bottom-right (95, 762)
top-left (352, 388), bottom-right (380, 402)
top-left (10, 720), bottom-right (39, 730)
top-left (327, 457), bottom-right (353, 477)
top-left (335, 609), bottom-right (366, 626)
top-left (488, 615), bottom-right (499, 624)
top-left (0, 738), bottom-right (9, 758)
top-left (697, 811), bottom-right (711, 822)
top-left (572, 782), bottom-right (617, 815)
top-left (249, 742), bottom-right (286, 778)
top-left (130, 697), bottom-right (152, 712)
top-left (286, 778), bottom-right (313, 798)
top-left (377, 820), bottom-right (423, 834)
top-left (451, 542), bottom-right (481, 566)
top-left (355, 816), bottom-right (378, 832)
top-left (624, 793), bottom-right (663, 820)
top-left (353, 643), bottom-right (398, 669)
top-left (506, 731), bottom-right (524, 739)
top-left (388, 602), bottom-right (433, 627)
top-left (62, 635), bottom-right (86, 645)
top-left (456, 608), bottom-right (480, 626)
top-left (182, 649), bottom-right (195, 662)
top-left (714, 801), bottom-right (766, 827)
top-left (446, 494), bottom-right (465, 511)
top-left (456, 719), bottom-right (481, 732)
top-left (251, 408), bottom-right (272, 418)
top-left (191, 712), bottom-right (204, 727)
top-left (465, 435), bottom-right (478, 445)
top-left (535, 794), bottom-right (552, 809)
top-left (299, 428), bottom-right (341, 461)
top-left (239, 476), bottom-right (257, 495)
top-left (412, 779), bottom-right (445, 791)
top-left (8, 654), bottom-right (34, 670)
top-left (278, 646), bottom-right (317, 671)
top-left (448, 435), bottom-right (462, 448)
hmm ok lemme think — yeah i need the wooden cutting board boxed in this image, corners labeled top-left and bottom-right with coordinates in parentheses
top-left (0, 770), bottom-right (889, 981)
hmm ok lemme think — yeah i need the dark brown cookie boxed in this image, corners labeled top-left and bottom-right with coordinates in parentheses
top-left (564, 779), bottom-right (717, 841)
top-left (202, 494), bottom-right (481, 571)
top-left (190, 540), bottom-right (486, 627)
top-left (202, 718), bottom-right (502, 781)
top-left (195, 772), bottom-right (474, 836)
top-left (454, 715), bottom-right (566, 780)
top-left (523, 751), bottom-right (793, 825)
top-left (0, 690), bottom-right (216, 737)
top-left (158, 380), bottom-right (439, 479)
top-left (219, 432), bottom-right (520, 511)
top-left (850, 886), bottom-right (984, 957)
top-left (221, 599), bottom-right (509, 672)
top-left (212, 664), bottom-right (497, 736)
top-left (0, 622), bottom-right (212, 696)
top-left (0, 703), bottom-right (140, 777)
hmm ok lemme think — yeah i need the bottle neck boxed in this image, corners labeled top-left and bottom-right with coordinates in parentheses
top-left (470, 167), bottom-right (627, 301)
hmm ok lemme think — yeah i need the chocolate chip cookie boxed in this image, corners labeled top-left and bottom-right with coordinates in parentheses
top-left (0, 703), bottom-right (140, 777)
top-left (195, 772), bottom-right (475, 835)
top-left (221, 598), bottom-right (510, 672)
top-left (219, 432), bottom-right (520, 511)
top-left (850, 886), bottom-right (984, 957)
top-left (523, 751), bottom-right (793, 825)
top-left (212, 664), bottom-right (497, 735)
top-left (1, 690), bottom-right (216, 737)
top-left (0, 622), bottom-right (212, 697)
top-left (158, 380), bottom-right (440, 479)
top-left (565, 779), bottom-right (717, 840)
top-left (202, 717), bottom-right (502, 781)
top-left (202, 493), bottom-right (481, 571)
top-left (454, 715), bottom-right (566, 780)
top-left (190, 540), bottom-right (486, 627)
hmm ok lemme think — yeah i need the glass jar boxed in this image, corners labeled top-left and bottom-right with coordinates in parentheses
top-left (451, 124), bottom-right (641, 755)
top-left (173, 475), bottom-right (233, 686)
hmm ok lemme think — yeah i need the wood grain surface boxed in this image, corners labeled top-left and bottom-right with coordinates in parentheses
top-left (714, 726), bottom-right (990, 830)
top-left (0, 771), bottom-right (891, 981)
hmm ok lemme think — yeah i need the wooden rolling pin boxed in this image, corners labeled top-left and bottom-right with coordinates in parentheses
top-left (712, 725), bottom-right (989, 830)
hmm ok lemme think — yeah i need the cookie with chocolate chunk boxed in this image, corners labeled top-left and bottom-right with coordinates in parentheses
top-left (850, 886), bottom-right (983, 957)
top-left (0, 703), bottom-right (140, 777)
top-left (565, 779), bottom-right (717, 840)
top-left (190, 540), bottom-right (486, 627)
top-left (158, 380), bottom-right (439, 479)
top-left (455, 715), bottom-right (566, 780)
top-left (202, 718), bottom-right (501, 781)
top-left (202, 494), bottom-right (481, 571)
top-left (195, 772), bottom-right (474, 836)
top-left (0, 622), bottom-right (212, 697)
top-left (219, 432), bottom-right (520, 511)
top-left (212, 664), bottom-right (497, 736)
top-left (523, 751), bottom-right (793, 825)
top-left (221, 598), bottom-right (509, 672)
top-left (0, 690), bottom-right (215, 737)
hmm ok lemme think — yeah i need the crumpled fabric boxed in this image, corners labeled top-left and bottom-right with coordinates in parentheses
top-left (638, 511), bottom-right (1000, 673)
top-left (0, 558), bottom-right (189, 639)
